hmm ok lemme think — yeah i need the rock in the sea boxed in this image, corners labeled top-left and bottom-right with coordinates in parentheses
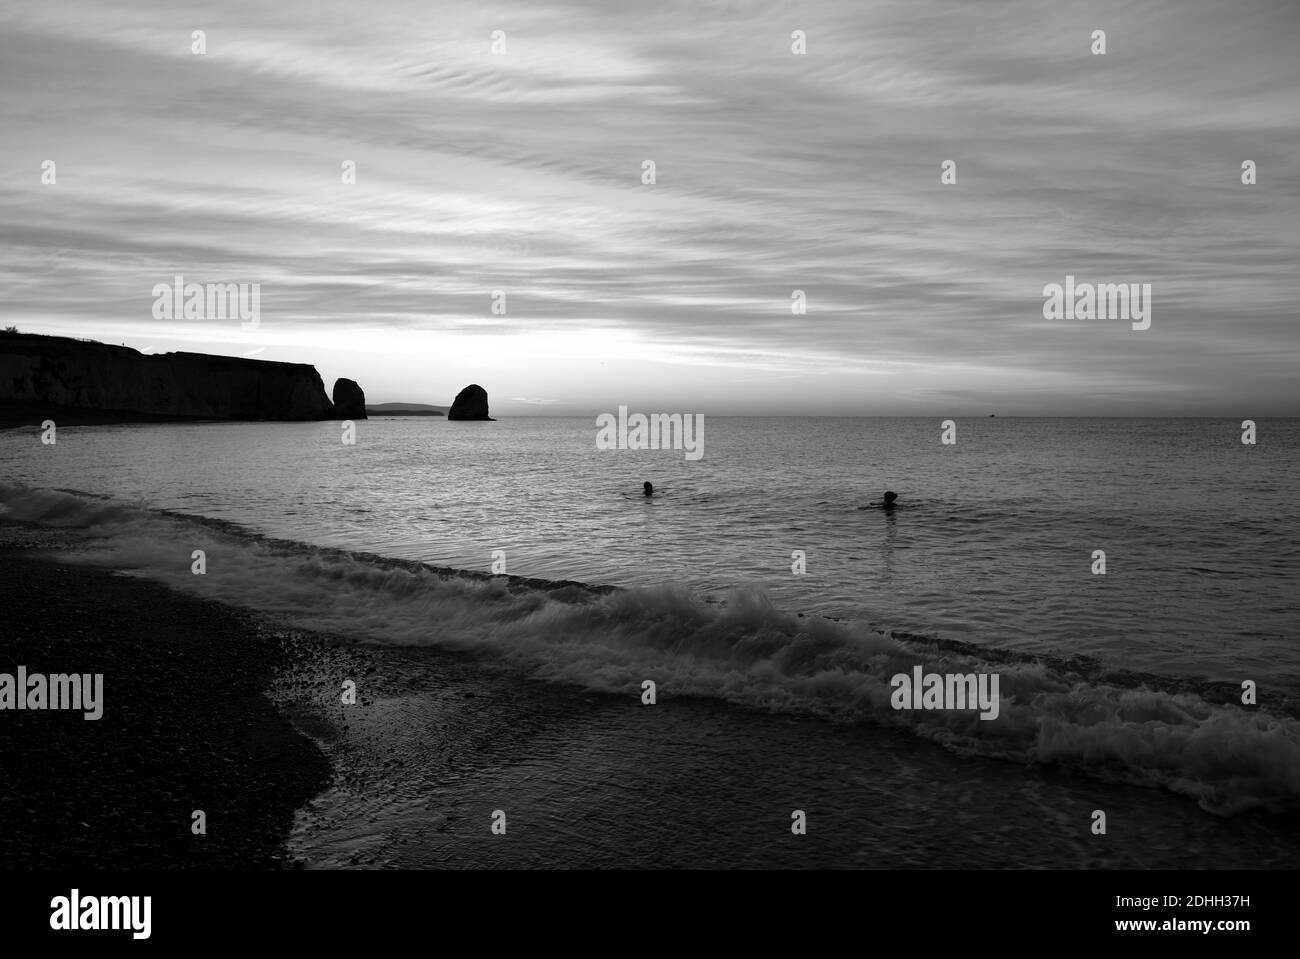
top-left (447, 383), bottom-right (493, 421)
top-left (331, 378), bottom-right (367, 419)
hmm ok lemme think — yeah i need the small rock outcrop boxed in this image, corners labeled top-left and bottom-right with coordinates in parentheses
top-left (447, 383), bottom-right (493, 420)
top-left (332, 378), bottom-right (367, 419)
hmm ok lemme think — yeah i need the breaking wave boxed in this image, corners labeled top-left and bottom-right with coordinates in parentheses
top-left (3, 482), bottom-right (1298, 817)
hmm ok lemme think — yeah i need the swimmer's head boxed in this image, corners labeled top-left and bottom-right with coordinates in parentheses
top-left (883, 491), bottom-right (898, 506)
top-left (643, 482), bottom-right (654, 496)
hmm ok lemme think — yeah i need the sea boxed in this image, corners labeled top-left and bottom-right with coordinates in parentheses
top-left (2, 416), bottom-right (1298, 868)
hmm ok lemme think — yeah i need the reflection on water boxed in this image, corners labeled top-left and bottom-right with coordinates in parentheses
top-left (3, 416), bottom-right (1297, 691)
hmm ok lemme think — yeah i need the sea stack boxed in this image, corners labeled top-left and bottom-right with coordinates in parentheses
top-left (332, 378), bottom-right (367, 419)
top-left (447, 384), bottom-right (493, 421)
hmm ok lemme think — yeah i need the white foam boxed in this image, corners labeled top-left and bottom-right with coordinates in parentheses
top-left (5, 482), bottom-right (1299, 815)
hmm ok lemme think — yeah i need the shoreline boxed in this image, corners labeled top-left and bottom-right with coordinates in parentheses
top-left (280, 640), bottom-right (1300, 870)
top-left (0, 526), bottom-right (333, 869)
top-left (5, 519), bottom-right (1300, 869)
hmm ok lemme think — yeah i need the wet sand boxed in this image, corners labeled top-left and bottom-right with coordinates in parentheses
top-left (277, 644), bottom-right (1300, 869)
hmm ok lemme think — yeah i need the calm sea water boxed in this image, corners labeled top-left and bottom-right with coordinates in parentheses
top-left (5, 415), bottom-right (1300, 855)
top-left (2, 416), bottom-right (1296, 691)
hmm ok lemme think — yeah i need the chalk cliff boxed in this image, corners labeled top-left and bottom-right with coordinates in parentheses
top-left (0, 333), bottom-right (337, 423)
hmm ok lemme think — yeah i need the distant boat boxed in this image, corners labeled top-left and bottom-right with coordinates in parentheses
top-left (989, 413), bottom-right (996, 417)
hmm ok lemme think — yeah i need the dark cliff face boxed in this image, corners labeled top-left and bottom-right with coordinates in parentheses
top-left (0, 333), bottom-right (336, 422)
top-left (331, 378), bottom-right (367, 419)
top-left (447, 383), bottom-right (493, 421)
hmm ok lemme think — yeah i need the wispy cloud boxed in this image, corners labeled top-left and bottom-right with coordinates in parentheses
top-left (1, 0), bottom-right (1296, 414)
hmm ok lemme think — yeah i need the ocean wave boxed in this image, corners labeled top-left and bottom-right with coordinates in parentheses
top-left (3, 482), bottom-right (1298, 817)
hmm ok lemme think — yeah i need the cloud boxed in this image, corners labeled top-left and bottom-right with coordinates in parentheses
top-left (1, 0), bottom-right (1296, 414)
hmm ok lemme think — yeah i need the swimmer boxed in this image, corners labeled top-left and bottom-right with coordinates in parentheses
top-left (643, 481), bottom-right (654, 497)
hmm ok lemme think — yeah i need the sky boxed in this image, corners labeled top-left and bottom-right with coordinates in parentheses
top-left (1, 0), bottom-right (1297, 416)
